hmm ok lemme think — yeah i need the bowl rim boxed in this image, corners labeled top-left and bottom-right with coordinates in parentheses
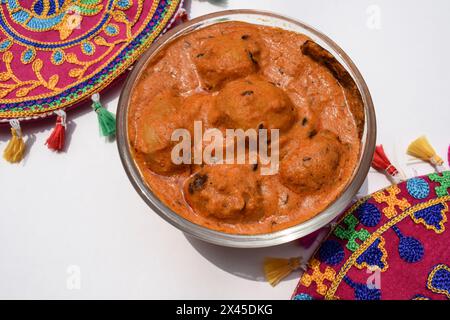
top-left (116, 9), bottom-right (377, 248)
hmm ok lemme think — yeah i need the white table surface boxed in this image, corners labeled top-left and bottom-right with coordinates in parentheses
top-left (1, 0), bottom-right (449, 299)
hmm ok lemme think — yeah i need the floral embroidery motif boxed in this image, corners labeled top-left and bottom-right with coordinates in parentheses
top-left (300, 259), bottom-right (336, 296)
top-left (429, 172), bottom-right (450, 197)
top-left (51, 48), bottom-right (65, 65)
top-left (115, 0), bottom-right (133, 10)
top-left (0, 0), bottom-right (181, 120)
top-left (20, 47), bottom-right (36, 64)
top-left (427, 264), bottom-right (450, 299)
top-left (372, 185), bottom-right (410, 218)
top-left (0, 38), bottom-right (12, 51)
top-left (3, 0), bottom-right (103, 39)
top-left (81, 40), bottom-right (95, 55)
top-left (334, 214), bottom-right (370, 252)
top-left (0, 52), bottom-right (60, 99)
top-left (105, 23), bottom-right (119, 36)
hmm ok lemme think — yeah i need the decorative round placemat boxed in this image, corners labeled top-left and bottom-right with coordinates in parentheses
top-left (293, 171), bottom-right (450, 300)
top-left (0, 0), bottom-right (182, 122)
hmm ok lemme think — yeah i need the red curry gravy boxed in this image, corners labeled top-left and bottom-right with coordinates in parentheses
top-left (128, 22), bottom-right (364, 235)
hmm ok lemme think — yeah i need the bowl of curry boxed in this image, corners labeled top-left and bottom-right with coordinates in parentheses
top-left (117, 10), bottom-right (376, 248)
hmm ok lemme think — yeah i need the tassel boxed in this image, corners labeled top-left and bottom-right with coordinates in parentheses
top-left (177, 8), bottom-right (188, 22)
top-left (172, 8), bottom-right (188, 26)
top-left (3, 119), bottom-right (25, 163)
top-left (263, 257), bottom-right (304, 287)
top-left (372, 145), bottom-right (402, 183)
top-left (407, 136), bottom-right (445, 172)
top-left (46, 110), bottom-right (66, 151)
top-left (91, 93), bottom-right (116, 137)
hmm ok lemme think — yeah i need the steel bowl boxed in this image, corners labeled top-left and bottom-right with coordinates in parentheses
top-left (117, 9), bottom-right (376, 248)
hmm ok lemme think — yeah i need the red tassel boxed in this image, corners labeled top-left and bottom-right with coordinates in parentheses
top-left (172, 8), bottom-right (188, 26)
top-left (178, 8), bottom-right (188, 22)
top-left (46, 110), bottom-right (66, 152)
top-left (372, 145), bottom-right (399, 177)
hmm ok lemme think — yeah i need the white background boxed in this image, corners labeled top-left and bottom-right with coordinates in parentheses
top-left (1, 0), bottom-right (450, 299)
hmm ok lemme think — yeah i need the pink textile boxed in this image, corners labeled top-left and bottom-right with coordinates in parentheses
top-left (293, 171), bottom-right (450, 300)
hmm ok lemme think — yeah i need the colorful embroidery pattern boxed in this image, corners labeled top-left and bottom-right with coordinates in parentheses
top-left (411, 202), bottom-right (448, 234)
top-left (391, 225), bottom-right (424, 263)
top-left (372, 185), bottom-right (410, 218)
top-left (429, 172), bottom-right (450, 197)
top-left (300, 259), bottom-right (336, 296)
top-left (0, 0), bottom-right (182, 121)
top-left (293, 293), bottom-right (313, 300)
top-left (318, 240), bottom-right (345, 266)
top-left (333, 214), bottom-right (370, 252)
top-left (293, 172), bottom-right (450, 300)
top-left (354, 237), bottom-right (388, 272)
top-left (356, 202), bottom-right (381, 227)
top-left (427, 264), bottom-right (450, 299)
top-left (343, 275), bottom-right (381, 300)
top-left (407, 178), bottom-right (430, 199)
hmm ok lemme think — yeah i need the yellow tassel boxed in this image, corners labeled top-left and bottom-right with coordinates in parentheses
top-left (3, 119), bottom-right (25, 163)
top-left (263, 257), bottom-right (303, 287)
top-left (407, 136), bottom-right (444, 168)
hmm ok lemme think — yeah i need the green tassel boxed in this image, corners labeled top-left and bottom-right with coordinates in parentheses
top-left (91, 93), bottom-right (116, 137)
